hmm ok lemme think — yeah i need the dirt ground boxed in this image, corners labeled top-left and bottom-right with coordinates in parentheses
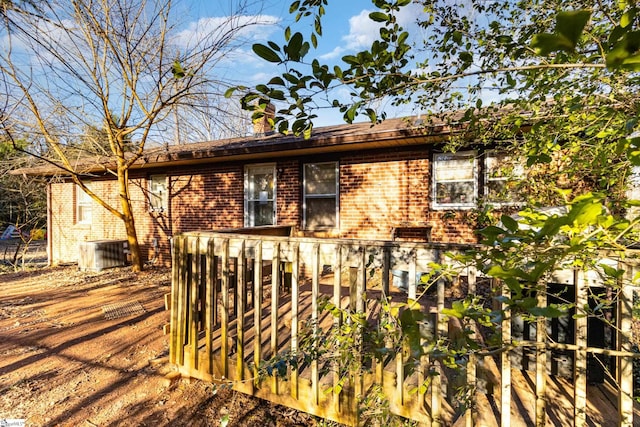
top-left (0, 264), bottom-right (317, 427)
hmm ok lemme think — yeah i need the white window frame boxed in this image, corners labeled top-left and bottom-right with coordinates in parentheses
top-left (76, 182), bottom-right (92, 224)
top-left (626, 166), bottom-right (640, 219)
top-left (627, 166), bottom-right (640, 200)
top-left (432, 151), bottom-right (477, 209)
top-left (484, 150), bottom-right (524, 206)
top-left (303, 161), bottom-right (339, 230)
top-left (148, 175), bottom-right (168, 212)
top-left (244, 163), bottom-right (276, 227)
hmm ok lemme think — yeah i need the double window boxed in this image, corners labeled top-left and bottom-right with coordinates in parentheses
top-left (76, 182), bottom-right (92, 224)
top-left (433, 150), bottom-right (522, 209)
top-left (304, 162), bottom-right (338, 230)
top-left (149, 175), bottom-right (168, 212)
top-left (484, 151), bottom-right (523, 205)
top-left (244, 164), bottom-right (276, 226)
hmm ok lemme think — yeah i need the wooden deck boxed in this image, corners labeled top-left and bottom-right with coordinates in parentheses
top-left (168, 231), bottom-right (639, 426)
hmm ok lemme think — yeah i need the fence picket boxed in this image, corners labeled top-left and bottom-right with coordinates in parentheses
top-left (333, 244), bottom-right (342, 412)
top-left (270, 242), bottom-right (280, 395)
top-left (220, 238), bottom-right (230, 379)
top-left (205, 239), bottom-right (215, 374)
top-left (188, 237), bottom-right (200, 371)
top-left (290, 243), bottom-right (300, 400)
top-left (574, 269), bottom-right (587, 426)
top-left (236, 241), bottom-right (246, 382)
top-left (465, 266), bottom-right (477, 427)
top-left (535, 282), bottom-right (547, 426)
top-left (169, 235), bottom-right (182, 365)
top-left (311, 243), bottom-right (320, 405)
top-left (500, 279), bottom-right (511, 427)
top-left (168, 232), bottom-right (638, 427)
top-left (619, 264), bottom-right (634, 427)
top-left (253, 242), bottom-right (263, 386)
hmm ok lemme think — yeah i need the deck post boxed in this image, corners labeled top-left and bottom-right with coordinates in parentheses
top-left (253, 242), bottom-right (263, 386)
top-left (220, 238), bottom-right (230, 379)
top-left (236, 240), bottom-right (246, 382)
top-left (205, 238), bottom-right (215, 375)
top-left (333, 244), bottom-right (343, 412)
top-left (408, 249), bottom-right (417, 300)
top-left (188, 236), bottom-right (200, 371)
top-left (382, 245), bottom-right (390, 296)
top-left (431, 278), bottom-right (446, 427)
top-left (499, 279), bottom-right (511, 427)
top-left (618, 261), bottom-right (634, 427)
top-left (290, 242), bottom-right (300, 400)
top-left (311, 243), bottom-right (320, 405)
top-left (535, 280), bottom-right (547, 426)
top-left (574, 269), bottom-right (587, 426)
top-left (465, 266), bottom-right (477, 427)
top-left (271, 242), bottom-right (280, 395)
top-left (169, 235), bottom-right (184, 365)
top-left (356, 245), bottom-right (366, 398)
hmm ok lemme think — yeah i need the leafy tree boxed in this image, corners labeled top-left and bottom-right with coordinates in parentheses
top-left (233, 0), bottom-right (640, 208)
top-left (236, 0), bottom-right (640, 421)
top-left (0, 0), bottom-right (272, 271)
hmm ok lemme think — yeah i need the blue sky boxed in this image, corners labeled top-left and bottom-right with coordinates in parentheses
top-left (178, 0), bottom-right (425, 127)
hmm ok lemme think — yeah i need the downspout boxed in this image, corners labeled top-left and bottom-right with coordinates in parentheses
top-left (47, 180), bottom-right (52, 267)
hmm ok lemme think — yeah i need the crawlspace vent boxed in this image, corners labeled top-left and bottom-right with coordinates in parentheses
top-left (102, 301), bottom-right (146, 320)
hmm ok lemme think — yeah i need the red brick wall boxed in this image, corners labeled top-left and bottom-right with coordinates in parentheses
top-left (47, 149), bottom-right (479, 267)
top-left (337, 149), bottom-right (476, 243)
top-left (276, 160), bottom-right (301, 226)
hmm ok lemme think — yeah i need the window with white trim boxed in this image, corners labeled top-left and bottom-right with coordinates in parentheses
top-left (626, 166), bottom-right (640, 219)
top-left (76, 182), bottom-right (92, 224)
top-left (433, 151), bottom-right (477, 208)
top-left (244, 164), bottom-right (276, 226)
top-left (304, 162), bottom-right (338, 230)
top-left (484, 151), bottom-right (524, 205)
top-left (149, 175), bottom-right (167, 212)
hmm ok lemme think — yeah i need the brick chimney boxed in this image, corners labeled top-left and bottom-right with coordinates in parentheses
top-left (253, 103), bottom-right (276, 136)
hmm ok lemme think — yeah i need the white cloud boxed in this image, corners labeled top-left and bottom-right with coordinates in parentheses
top-left (173, 14), bottom-right (281, 51)
top-left (319, 46), bottom-right (346, 61)
top-left (343, 10), bottom-right (380, 50)
top-left (341, 3), bottom-right (423, 52)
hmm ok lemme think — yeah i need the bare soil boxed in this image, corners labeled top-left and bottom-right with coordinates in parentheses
top-left (0, 265), bottom-right (316, 427)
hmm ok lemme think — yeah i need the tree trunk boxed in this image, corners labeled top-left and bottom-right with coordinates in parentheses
top-left (118, 166), bottom-right (143, 272)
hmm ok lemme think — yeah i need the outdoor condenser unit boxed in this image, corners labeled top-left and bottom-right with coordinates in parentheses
top-left (78, 239), bottom-right (128, 271)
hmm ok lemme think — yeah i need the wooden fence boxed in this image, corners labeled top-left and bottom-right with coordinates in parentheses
top-left (168, 231), bottom-right (638, 426)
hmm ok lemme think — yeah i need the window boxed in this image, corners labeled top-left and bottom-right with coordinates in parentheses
top-left (244, 164), bottom-right (275, 226)
top-left (76, 182), bottom-right (92, 224)
top-left (304, 162), bottom-right (338, 229)
top-left (626, 166), bottom-right (640, 219)
top-left (433, 151), bottom-right (477, 208)
top-left (149, 175), bottom-right (167, 212)
top-left (484, 151), bottom-right (524, 205)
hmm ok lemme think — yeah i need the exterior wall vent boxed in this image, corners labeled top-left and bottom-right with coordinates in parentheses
top-left (78, 239), bottom-right (128, 271)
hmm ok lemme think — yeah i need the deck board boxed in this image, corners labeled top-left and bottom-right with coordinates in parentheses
top-left (467, 368), bottom-right (640, 427)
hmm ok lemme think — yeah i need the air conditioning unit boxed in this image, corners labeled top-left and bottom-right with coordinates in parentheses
top-left (78, 240), bottom-right (128, 271)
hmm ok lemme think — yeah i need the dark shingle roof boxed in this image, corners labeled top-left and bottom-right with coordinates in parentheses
top-left (15, 115), bottom-right (456, 176)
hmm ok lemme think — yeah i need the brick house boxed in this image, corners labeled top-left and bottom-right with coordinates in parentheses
top-left (26, 116), bottom-right (520, 267)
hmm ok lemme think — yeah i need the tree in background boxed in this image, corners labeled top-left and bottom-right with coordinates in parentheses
top-left (0, 139), bottom-right (46, 232)
top-left (0, 0), bottom-right (272, 271)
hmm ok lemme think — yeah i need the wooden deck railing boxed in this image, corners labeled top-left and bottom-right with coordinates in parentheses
top-left (168, 231), bottom-right (638, 427)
